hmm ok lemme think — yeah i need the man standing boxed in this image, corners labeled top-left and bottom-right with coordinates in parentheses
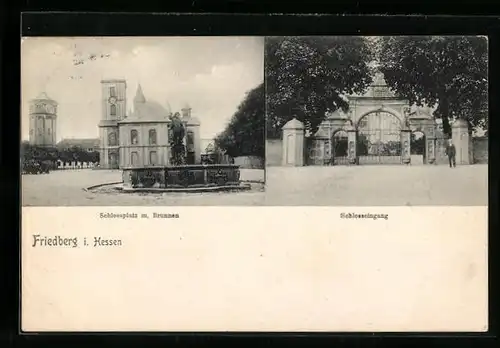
top-left (445, 139), bottom-right (456, 168)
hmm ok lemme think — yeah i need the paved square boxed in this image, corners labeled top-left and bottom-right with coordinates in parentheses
top-left (265, 164), bottom-right (488, 206)
top-left (22, 169), bottom-right (265, 206)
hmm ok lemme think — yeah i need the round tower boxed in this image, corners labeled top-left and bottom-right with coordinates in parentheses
top-left (29, 92), bottom-right (58, 147)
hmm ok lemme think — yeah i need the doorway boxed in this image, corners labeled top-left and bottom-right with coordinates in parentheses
top-left (410, 131), bottom-right (426, 165)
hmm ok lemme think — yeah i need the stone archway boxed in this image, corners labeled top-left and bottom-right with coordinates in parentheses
top-left (410, 130), bottom-right (426, 165)
top-left (356, 110), bottom-right (404, 165)
top-left (331, 129), bottom-right (349, 165)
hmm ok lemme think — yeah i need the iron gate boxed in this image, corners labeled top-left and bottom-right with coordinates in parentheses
top-left (356, 111), bottom-right (402, 165)
top-left (331, 130), bottom-right (349, 165)
top-left (410, 131), bottom-right (426, 165)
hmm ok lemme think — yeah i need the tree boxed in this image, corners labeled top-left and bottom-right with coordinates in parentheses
top-left (377, 36), bottom-right (488, 137)
top-left (214, 82), bottom-right (265, 158)
top-left (266, 36), bottom-right (375, 138)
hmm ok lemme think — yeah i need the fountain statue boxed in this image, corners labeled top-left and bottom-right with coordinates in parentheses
top-left (169, 112), bottom-right (186, 166)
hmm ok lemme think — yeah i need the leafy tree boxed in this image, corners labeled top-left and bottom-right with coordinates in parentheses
top-left (266, 36), bottom-right (375, 138)
top-left (214, 82), bottom-right (265, 158)
top-left (377, 36), bottom-right (488, 137)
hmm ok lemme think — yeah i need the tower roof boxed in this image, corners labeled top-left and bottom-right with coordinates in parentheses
top-left (33, 92), bottom-right (57, 104)
top-left (134, 84), bottom-right (146, 104)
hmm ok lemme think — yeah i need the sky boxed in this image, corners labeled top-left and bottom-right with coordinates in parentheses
top-left (21, 36), bottom-right (264, 141)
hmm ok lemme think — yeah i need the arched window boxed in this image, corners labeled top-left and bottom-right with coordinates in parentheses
top-left (149, 129), bottom-right (157, 145)
top-left (131, 151), bottom-right (139, 166)
top-left (187, 131), bottom-right (194, 146)
top-left (108, 132), bottom-right (117, 146)
top-left (131, 130), bottom-right (138, 145)
top-left (149, 151), bottom-right (158, 165)
top-left (110, 104), bottom-right (117, 116)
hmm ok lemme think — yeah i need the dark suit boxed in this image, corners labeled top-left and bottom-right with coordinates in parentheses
top-left (445, 144), bottom-right (456, 167)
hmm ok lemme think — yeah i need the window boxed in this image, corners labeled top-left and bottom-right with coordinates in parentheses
top-left (149, 129), bottom-right (157, 145)
top-left (110, 104), bottom-right (117, 116)
top-left (187, 131), bottom-right (194, 146)
top-left (48, 128), bottom-right (51, 135)
top-left (186, 131), bottom-right (194, 152)
top-left (109, 86), bottom-right (116, 97)
top-left (30, 129), bottom-right (33, 135)
top-left (131, 130), bottom-right (138, 145)
top-left (149, 151), bottom-right (158, 165)
top-left (108, 132), bottom-right (117, 146)
top-left (131, 151), bottom-right (139, 166)
top-left (38, 128), bottom-right (42, 136)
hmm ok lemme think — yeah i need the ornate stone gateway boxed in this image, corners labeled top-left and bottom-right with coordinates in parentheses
top-left (280, 72), bottom-right (471, 167)
top-left (331, 130), bottom-right (349, 165)
top-left (356, 111), bottom-right (403, 165)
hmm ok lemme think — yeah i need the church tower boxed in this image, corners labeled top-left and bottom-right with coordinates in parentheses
top-left (29, 92), bottom-right (58, 147)
top-left (98, 79), bottom-right (127, 169)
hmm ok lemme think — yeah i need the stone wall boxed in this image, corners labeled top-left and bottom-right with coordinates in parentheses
top-left (473, 137), bottom-right (488, 164)
top-left (266, 139), bottom-right (282, 166)
top-left (233, 156), bottom-right (264, 169)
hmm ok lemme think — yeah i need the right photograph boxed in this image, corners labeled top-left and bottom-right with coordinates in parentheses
top-left (265, 35), bottom-right (488, 206)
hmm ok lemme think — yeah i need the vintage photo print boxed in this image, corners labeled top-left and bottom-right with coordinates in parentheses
top-left (21, 36), bottom-right (265, 206)
top-left (265, 36), bottom-right (488, 206)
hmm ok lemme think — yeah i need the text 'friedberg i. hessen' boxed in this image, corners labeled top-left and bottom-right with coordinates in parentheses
top-left (31, 235), bottom-right (123, 248)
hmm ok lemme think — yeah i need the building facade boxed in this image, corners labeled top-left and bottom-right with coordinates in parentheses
top-left (98, 79), bottom-right (201, 169)
top-left (281, 72), bottom-right (472, 166)
top-left (29, 92), bottom-right (58, 147)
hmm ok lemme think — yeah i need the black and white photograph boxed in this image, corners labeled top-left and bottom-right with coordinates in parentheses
top-left (21, 36), bottom-right (265, 206)
top-left (265, 36), bottom-right (488, 206)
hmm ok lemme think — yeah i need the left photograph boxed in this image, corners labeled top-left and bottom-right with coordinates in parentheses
top-left (21, 37), bottom-right (265, 206)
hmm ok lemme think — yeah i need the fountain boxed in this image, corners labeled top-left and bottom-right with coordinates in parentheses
top-left (120, 112), bottom-right (250, 193)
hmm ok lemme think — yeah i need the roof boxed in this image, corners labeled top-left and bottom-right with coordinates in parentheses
top-left (57, 138), bottom-right (100, 148)
top-left (134, 84), bottom-right (146, 104)
top-left (124, 84), bottom-right (170, 123)
top-left (125, 101), bottom-right (170, 123)
top-left (283, 117), bottom-right (305, 130)
top-left (32, 92), bottom-right (58, 104)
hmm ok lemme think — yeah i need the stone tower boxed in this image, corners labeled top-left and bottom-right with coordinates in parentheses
top-left (98, 79), bottom-right (127, 169)
top-left (29, 92), bottom-right (58, 147)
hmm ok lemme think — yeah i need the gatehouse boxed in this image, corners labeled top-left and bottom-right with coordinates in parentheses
top-left (281, 72), bottom-right (472, 166)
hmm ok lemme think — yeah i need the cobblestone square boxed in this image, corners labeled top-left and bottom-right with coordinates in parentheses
top-left (22, 169), bottom-right (265, 206)
top-left (265, 164), bottom-right (488, 206)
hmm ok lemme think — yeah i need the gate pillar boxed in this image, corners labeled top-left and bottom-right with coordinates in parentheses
top-left (425, 123), bottom-right (437, 164)
top-left (282, 118), bottom-right (305, 166)
top-left (346, 124), bottom-right (357, 164)
top-left (401, 127), bottom-right (411, 164)
top-left (452, 119), bottom-right (471, 165)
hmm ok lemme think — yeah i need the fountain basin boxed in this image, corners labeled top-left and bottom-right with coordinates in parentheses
top-left (122, 164), bottom-right (244, 191)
